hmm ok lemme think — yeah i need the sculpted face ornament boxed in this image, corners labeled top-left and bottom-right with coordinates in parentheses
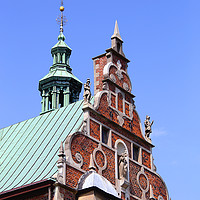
top-left (83, 78), bottom-right (91, 104)
top-left (144, 115), bottom-right (154, 141)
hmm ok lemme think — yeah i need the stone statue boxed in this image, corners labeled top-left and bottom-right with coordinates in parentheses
top-left (83, 78), bottom-right (91, 103)
top-left (144, 115), bottom-right (154, 139)
top-left (119, 152), bottom-right (128, 179)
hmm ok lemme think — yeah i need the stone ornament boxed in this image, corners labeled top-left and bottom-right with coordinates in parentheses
top-left (83, 78), bottom-right (91, 104)
top-left (115, 60), bottom-right (124, 80)
top-left (93, 146), bottom-right (107, 174)
top-left (118, 152), bottom-right (128, 180)
top-left (123, 82), bottom-right (129, 92)
top-left (117, 112), bottom-right (124, 126)
top-left (75, 153), bottom-right (83, 166)
top-left (110, 74), bottom-right (116, 83)
top-left (158, 195), bottom-right (164, 200)
top-left (144, 115), bottom-right (154, 141)
top-left (137, 167), bottom-right (149, 200)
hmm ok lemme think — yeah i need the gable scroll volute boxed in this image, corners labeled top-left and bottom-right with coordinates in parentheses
top-left (103, 61), bottom-right (132, 93)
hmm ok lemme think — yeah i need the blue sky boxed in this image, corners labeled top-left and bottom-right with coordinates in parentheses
top-left (0, 0), bottom-right (198, 199)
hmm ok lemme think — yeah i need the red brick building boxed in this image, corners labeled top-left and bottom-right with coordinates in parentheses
top-left (0, 5), bottom-right (169, 200)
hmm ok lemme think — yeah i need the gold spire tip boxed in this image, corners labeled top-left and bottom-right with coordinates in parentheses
top-left (60, 6), bottom-right (64, 12)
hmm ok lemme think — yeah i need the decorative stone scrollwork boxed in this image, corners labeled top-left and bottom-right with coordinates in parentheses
top-left (123, 82), bottom-right (129, 92)
top-left (93, 146), bottom-right (107, 174)
top-left (117, 112), bottom-right (124, 126)
top-left (137, 167), bottom-right (149, 199)
top-left (110, 74), bottom-right (116, 83)
top-left (75, 153), bottom-right (83, 166)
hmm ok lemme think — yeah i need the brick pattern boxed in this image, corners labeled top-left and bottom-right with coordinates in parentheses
top-left (66, 165), bottom-right (84, 188)
top-left (102, 145), bottom-right (115, 185)
top-left (145, 169), bottom-right (168, 200)
top-left (96, 93), bottom-right (145, 140)
top-left (109, 82), bottom-right (116, 93)
top-left (129, 161), bottom-right (142, 198)
top-left (70, 134), bottom-right (98, 171)
top-left (60, 188), bottom-right (75, 200)
top-left (90, 111), bottom-right (150, 150)
top-left (90, 119), bottom-right (100, 141)
top-left (142, 150), bottom-right (151, 169)
top-left (95, 150), bottom-right (105, 168)
top-left (139, 174), bottom-right (148, 190)
top-left (111, 93), bottom-right (116, 108)
top-left (118, 93), bottom-right (123, 112)
top-left (125, 102), bottom-right (130, 117)
top-left (94, 55), bottom-right (107, 94)
top-left (125, 93), bottom-right (131, 103)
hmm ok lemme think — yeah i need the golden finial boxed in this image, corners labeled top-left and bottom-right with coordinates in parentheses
top-left (60, 6), bottom-right (64, 12)
top-left (56, 0), bottom-right (67, 33)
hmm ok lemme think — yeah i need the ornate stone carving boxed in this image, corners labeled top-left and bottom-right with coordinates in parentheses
top-left (75, 153), bottom-right (83, 165)
top-left (117, 113), bottom-right (124, 126)
top-left (56, 141), bottom-right (66, 185)
top-left (152, 156), bottom-right (157, 172)
top-left (115, 60), bottom-right (123, 80)
top-left (110, 74), bottom-right (116, 83)
top-left (144, 115), bottom-right (154, 141)
top-left (102, 82), bottom-right (108, 90)
top-left (119, 152), bottom-right (128, 180)
top-left (123, 82), bottom-right (129, 91)
top-left (93, 146), bottom-right (107, 174)
top-left (81, 120), bottom-right (87, 134)
top-left (137, 167), bottom-right (149, 200)
top-left (83, 78), bottom-right (91, 104)
top-left (158, 196), bottom-right (164, 200)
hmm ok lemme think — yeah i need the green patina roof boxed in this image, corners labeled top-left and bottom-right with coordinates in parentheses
top-left (52, 32), bottom-right (72, 50)
top-left (40, 68), bottom-right (82, 83)
top-left (0, 99), bottom-right (87, 193)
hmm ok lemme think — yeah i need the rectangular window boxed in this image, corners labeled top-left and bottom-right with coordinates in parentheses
top-left (102, 126), bottom-right (109, 145)
top-left (133, 144), bottom-right (139, 162)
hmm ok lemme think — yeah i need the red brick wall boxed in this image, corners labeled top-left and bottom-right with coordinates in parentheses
top-left (71, 134), bottom-right (98, 171)
top-left (90, 112), bottom-right (150, 150)
top-left (90, 119), bottom-right (100, 141)
top-left (96, 93), bottom-right (145, 141)
top-left (142, 150), bottom-right (151, 169)
top-left (102, 145), bottom-right (115, 185)
top-left (93, 55), bottom-right (107, 94)
top-left (145, 169), bottom-right (168, 200)
top-left (129, 160), bottom-right (142, 198)
top-left (66, 165), bottom-right (84, 188)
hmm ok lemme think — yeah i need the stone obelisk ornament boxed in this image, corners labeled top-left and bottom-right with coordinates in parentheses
top-left (144, 115), bottom-right (154, 141)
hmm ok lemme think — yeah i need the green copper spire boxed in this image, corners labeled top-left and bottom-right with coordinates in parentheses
top-left (38, 1), bottom-right (82, 114)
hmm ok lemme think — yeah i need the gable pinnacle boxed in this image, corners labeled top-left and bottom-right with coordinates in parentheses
top-left (111, 20), bottom-right (123, 42)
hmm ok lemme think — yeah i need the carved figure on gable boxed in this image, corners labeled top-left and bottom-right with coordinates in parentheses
top-left (119, 152), bottom-right (128, 179)
top-left (83, 78), bottom-right (91, 103)
top-left (144, 115), bottom-right (154, 140)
